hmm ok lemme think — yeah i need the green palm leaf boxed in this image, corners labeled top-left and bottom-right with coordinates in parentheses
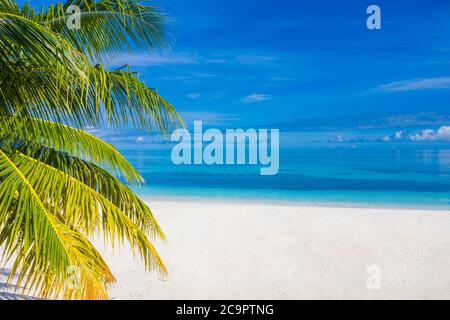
top-left (16, 144), bottom-right (164, 238)
top-left (9, 151), bottom-right (166, 272)
top-left (0, 148), bottom-right (115, 299)
top-left (0, 0), bottom-right (181, 299)
top-left (0, 3), bottom-right (181, 131)
top-left (36, 0), bottom-right (170, 60)
top-left (0, 116), bottom-right (142, 183)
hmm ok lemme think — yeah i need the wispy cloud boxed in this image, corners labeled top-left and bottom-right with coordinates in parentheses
top-left (267, 112), bottom-right (450, 131)
top-left (85, 128), bottom-right (106, 137)
top-left (187, 93), bottom-right (201, 99)
top-left (205, 58), bottom-right (227, 64)
top-left (156, 76), bottom-right (190, 81)
top-left (240, 94), bottom-right (272, 103)
top-left (111, 53), bottom-right (199, 67)
top-left (110, 52), bottom-right (283, 68)
top-left (269, 76), bottom-right (296, 81)
top-left (180, 111), bottom-right (240, 126)
top-left (376, 77), bottom-right (450, 92)
top-left (235, 54), bottom-right (280, 65)
top-left (192, 72), bottom-right (216, 78)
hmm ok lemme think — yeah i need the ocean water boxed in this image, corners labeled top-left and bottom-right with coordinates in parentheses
top-left (117, 141), bottom-right (450, 209)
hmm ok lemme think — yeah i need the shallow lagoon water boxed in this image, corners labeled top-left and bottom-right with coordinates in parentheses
top-left (118, 141), bottom-right (450, 209)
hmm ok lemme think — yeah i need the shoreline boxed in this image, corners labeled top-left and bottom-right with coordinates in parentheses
top-left (138, 193), bottom-right (450, 212)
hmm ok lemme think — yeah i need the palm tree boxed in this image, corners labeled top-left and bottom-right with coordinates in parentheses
top-left (0, 0), bottom-right (182, 299)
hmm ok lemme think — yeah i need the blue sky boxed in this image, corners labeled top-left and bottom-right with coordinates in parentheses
top-left (25, 1), bottom-right (450, 141)
top-left (125, 0), bottom-right (450, 130)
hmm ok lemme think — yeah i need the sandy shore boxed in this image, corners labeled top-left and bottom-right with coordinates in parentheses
top-left (102, 199), bottom-right (450, 300)
top-left (2, 199), bottom-right (450, 299)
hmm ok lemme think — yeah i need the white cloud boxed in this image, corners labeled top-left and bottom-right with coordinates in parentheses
top-left (240, 93), bottom-right (272, 103)
top-left (377, 77), bottom-right (450, 92)
top-left (235, 54), bottom-right (279, 65)
top-left (394, 131), bottom-right (403, 140)
top-left (111, 53), bottom-right (198, 67)
top-left (408, 126), bottom-right (450, 141)
top-left (187, 93), bottom-right (201, 99)
top-left (136, 136), bottom-right (145, 142)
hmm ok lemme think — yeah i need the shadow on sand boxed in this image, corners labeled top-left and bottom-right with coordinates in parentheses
top-left (0, 268), bottom-right (36, 300)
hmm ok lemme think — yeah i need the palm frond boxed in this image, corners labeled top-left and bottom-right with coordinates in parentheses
top-left (0, 148), bottom-right (115, 299)
top-left (0, 116), bottom-right (142, 183)
top-left (0, 8), bottom-right (91, 125)
top-left (9, 151), bottom-right (167, 274)
top-left (0, 0), bottom-right (179, 300)
top-left (0, 62), bottom-right (183, 132)
top-left (0, 10), bottom-right (88, 78)
top-left (16, 143), bottom-right (165, 240)
top-left (88, 64), bottom-right (183, 132)
top-left (27, 0), bottom-right (170, 60)
top-left (0, 0), bottom-right (18, 11)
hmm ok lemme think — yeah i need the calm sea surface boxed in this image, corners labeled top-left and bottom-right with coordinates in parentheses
top-left (117, 140), bottom-right (450, 209)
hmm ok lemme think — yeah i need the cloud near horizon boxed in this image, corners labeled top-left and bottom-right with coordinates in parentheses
top-left (323, 126), bottom-right (450, 144)
top-left (408, 126), bottom-right (450, 141)
top-left (376, 77), bottom-right (450, 92)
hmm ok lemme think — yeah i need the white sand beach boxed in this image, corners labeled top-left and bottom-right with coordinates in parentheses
top-left (2, 199), bottom-right (450, 300)
top-left (103, 199), bottom-right (450, 300)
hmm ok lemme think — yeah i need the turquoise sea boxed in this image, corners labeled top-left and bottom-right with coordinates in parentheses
top-left (115, 136), bottom-right (450, 209)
